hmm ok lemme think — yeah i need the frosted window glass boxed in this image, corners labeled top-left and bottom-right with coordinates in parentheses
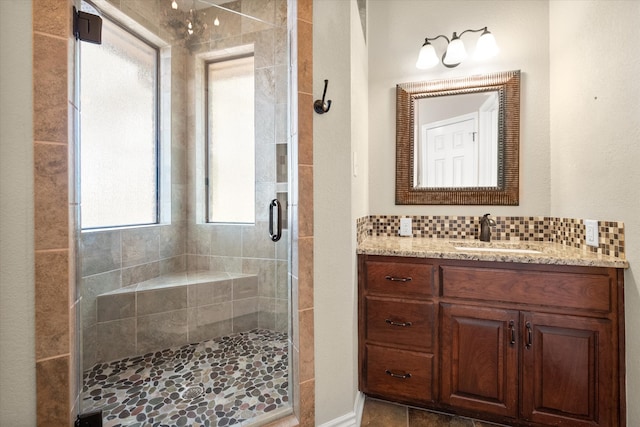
top-left (207, 56), bottom-right (255, 224)
top-left (80, 16), bottom-right (158, 229)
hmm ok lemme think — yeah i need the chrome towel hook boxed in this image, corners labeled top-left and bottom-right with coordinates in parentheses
top-left (314, 79), bottom-right (332, 114)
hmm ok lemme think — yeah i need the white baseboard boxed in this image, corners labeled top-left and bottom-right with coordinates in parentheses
top-left (318, 392), bottom-right (366, 427)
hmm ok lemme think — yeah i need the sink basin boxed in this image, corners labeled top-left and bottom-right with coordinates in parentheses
top-left (453, 246), bottom-right (542, 254)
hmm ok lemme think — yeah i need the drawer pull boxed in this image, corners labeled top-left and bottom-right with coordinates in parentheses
top-left (385, 369), bottom-right (412, 379)
top-left (385, 275), bottom-right (412, 283)
top-left (385, 319), bottom-right (412, 327)
top-left (525, 322), bottom-right (533, 349)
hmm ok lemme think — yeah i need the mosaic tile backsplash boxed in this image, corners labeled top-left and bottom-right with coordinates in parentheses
top-left (358, 215), bottom-right (625, 258)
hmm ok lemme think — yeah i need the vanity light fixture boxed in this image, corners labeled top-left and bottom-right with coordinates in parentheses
top-left (416, 27), bottom-right (498, 69)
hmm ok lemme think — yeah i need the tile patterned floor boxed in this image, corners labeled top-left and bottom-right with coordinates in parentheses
top-left (81, 329), bottom-right (289, 427)
top-left (361, 397), bottom-right (508, 427)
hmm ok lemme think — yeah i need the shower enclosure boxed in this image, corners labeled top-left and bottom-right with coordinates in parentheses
top-left (76, 1), bottom-right (292, 425)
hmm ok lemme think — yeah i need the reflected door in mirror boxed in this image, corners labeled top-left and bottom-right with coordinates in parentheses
top-left (415, 92), bottom-right (498, 188)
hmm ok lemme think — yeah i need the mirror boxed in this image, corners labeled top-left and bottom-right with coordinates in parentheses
top-left (396, 70), bottom-right (520, 205)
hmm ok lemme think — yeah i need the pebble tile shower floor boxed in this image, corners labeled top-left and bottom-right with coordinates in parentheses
top-left (81, 329), bottom-right (289, 427)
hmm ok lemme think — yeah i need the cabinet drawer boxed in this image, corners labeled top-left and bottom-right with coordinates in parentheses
top-left (367, 261), bottom-right (434, 297)
top-left (364, 344), bottom-right (434, 403)
top-left (366, 297), bottom-right (434, 350)
top-left (441, 266), bottom-right (612, 312)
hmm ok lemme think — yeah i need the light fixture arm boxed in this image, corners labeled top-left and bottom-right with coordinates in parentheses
top-left (456, 27), bottom-right (490, 39)
top-left (424, 34), bottom-right (450, 45)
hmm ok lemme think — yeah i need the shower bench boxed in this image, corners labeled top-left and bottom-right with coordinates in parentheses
top-left (93, 271), bottom-right (260, 362)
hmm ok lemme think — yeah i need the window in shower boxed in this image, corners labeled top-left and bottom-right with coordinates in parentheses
top-left (79, 8), bottom-right (159, 229)
top-left (205, 55), bottom-right (255, 224)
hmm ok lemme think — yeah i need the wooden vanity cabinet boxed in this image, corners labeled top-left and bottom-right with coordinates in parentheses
top-left (358, 255), bottom-right (625, 427)
top-left (358, 256), bottom-right (437, 405)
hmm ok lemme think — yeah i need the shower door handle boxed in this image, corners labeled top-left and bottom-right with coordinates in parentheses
top-left (269, 199), bottom-right (282, 242)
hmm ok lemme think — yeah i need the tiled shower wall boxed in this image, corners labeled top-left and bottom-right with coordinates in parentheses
top-left (78, 0), bottom-right (290, 370)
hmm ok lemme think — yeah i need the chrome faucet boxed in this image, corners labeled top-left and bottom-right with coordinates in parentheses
top-left (479, 213), bottom-right (496, 242)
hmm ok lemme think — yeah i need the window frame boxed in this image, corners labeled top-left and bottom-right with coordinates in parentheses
top-left (204, 53), bottom-right (256, 225)
top-left (79, 1), bottom-right (162, 230)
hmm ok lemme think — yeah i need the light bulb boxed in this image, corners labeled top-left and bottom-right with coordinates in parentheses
top-left (443, 36), bottom-right (467, 65)
top-left (416, 42), bottom-right (439, 69)
top-left (475, 31), bottom-right (499, 60)
top-left (171, 0), bottom-right (178, 9)
top-left (214, 16), bottom-right (220, 26)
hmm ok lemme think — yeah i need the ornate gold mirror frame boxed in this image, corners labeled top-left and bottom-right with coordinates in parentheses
top-left (396, 70), bottom-right (520, 205)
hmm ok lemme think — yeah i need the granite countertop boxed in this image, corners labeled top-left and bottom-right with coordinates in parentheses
top-left (357, 236), bottom-right (629, 269)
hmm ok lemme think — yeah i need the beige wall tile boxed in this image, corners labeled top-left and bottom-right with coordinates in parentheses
top-left (241, 0), bottom-right (276, 32)
top-left (189, 280), bottom-right (232, 306)
top-left (96, 293), bottom-right (135, 322)
top-left (82, 325), bottom-right (97, 371)
top-left (297, 20), bottom-right (312, 95)
top-left (233, 296), bottom-right (258, 317)
top-left (297, 0), bottom-right (312, 23)
top-left (33, 0), bottom-right (69, 38)
top-left (194, 302), bottom-right (233, 324)
top-left (242, 258), bottom-right (276, 298)
top-left (298, 165), bottom-right (313, 238)
top-left (35, 250), bottom-right (69, 360)
top-left (242, 222), bottom-right (276, 259)
top-left (274, 297), bottom-right (288, 332)
top-left (137, 286), bottom-right (187, 316)
top-left (233, 275), bottom-right (259, 299)
top-left (297, 237), bottom-right (313, 310)
top-left (188, 308), bottom-right (233, 342)
top-left (276, 259), bottom-right (288, 299)
top-left (233, 313), bottom-right (259, 332)
top-left (137, 310), bottom-right (188, 354)
top-left (33, 34), bottom-right (67, 142)
top-left (298, 308), bottom-right (314, 382)
top-left (298, 93), bottom-right (313, 165)
top-left (81, 270), bottom-right (121, 327)
top-left (34, 143), bottom-right (69, 250)
top-left (96, 318), bottom-right (136, 362)
top-left (36, 356), bottom-right (70, 427)
top-left (121, 261), bottom-right (160, 287)
top-left (210, 225), bottom-right (242, 257)
top-left (299, 379), bottom-right (315, 427)
top-left (80, 230), bottom-right (122, 276)
top-left (121, 227), bottom-right (160, 268)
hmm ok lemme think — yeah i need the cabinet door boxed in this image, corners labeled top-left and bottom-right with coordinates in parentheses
top-left (521, 312), bottom-right (614, 426)
top-left (441, 304), bottom-right (519, 418)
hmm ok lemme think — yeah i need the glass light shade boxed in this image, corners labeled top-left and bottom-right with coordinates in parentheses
top-left (444, 38), bottom-right (467, 65)
top-left (416, 43), bottom-right (440, 69)
top-left (475, 31), bottom-right (499, 59)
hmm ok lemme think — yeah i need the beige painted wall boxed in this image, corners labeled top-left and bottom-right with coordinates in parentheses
top-left (549, 1), bottom-right (640, 424)
top-left (313, 0), bottom-right (368, 423)
top-left (0, 0), bottom-right (36, 424)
